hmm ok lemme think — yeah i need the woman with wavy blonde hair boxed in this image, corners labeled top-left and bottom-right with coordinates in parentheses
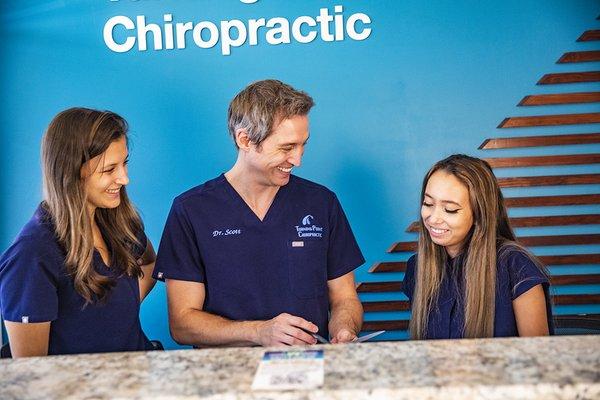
top-left (403, 154), bottom-right (553, 339)
top-left (0, 107), bottom-right (157, 357)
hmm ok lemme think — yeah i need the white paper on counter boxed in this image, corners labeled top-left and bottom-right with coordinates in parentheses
top-left (251, 349), bottom-right (324, 391)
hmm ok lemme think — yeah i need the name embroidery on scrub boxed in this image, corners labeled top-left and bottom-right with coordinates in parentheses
top-left (295, 215), bottom-right (323, 238)
top-left (212, 228), bottom-right (242, 237)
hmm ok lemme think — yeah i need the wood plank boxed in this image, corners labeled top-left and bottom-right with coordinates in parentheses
top-left (406, 214), bottom-right (600, 232)
top-left (551, 274), bottom-right (600, 285)
top-left (537, 71), bottom-right (600, 84)
top-left (558, 51), bottom-right (600, 63)
top-left (362, 320), bottom-right (409, 331)
top-left (369, 262), bottom-right (407, 273)
top-left (498, 112), bottom-right (600, 128)
top-left (484, 154), bottom-right (600, 168)
top-left (356, 281), bottom-right (402, 293)
top-left (479, 133), bottom-right (600, 149)
top-left (388, 234), bottom-right (600, 253)
top-left (539, 254), bottom-right (600, 265)
top-left (497, 174), bottom-right (600, 188)
top-left (504, 194), bottom-right (600, 207)
top-left (518, 92), bottom-right (600, 106)
top-left (360, 295), bottom-right (600, 312)
top-left (577, 30), bottom-right (600, 41)
top-left (362, 301), bottom-right (411, 312)
top-left (554, 314), bottom-right (600, 330)
top-left (553, 294), bottom-right (600, 305)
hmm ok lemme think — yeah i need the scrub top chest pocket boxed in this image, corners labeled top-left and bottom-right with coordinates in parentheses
top-left (287, 239), bottom-right (328, 299)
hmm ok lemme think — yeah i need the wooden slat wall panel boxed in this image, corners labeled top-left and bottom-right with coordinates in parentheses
top-left (363, 301), bottom-right (411, 312)
top-left (518, 92), bottom-right (600, 106)
top-left (479, 133), bottom-right (600, 149)
top-left (498, 112), bottom-right (600, 128)
top-left (406, 214), bottom-right (600, 232)
top-left (497, 174), bottom-right (600, 188)
top-left (558, 51), bottom-right (600, 63)
top-left (553, 294), bottom-right (600, 305)
top-left (537, 71), bottom-right (600, 84)
top-left (369, 262), bottom-right (407, 273)
top-left (539, 254), bottom-right (600, 265)
top-left (484, 154), bottom-right (600, 168)
top-left (577, 30), bottom-right (600, 41)
top-left (388, 234), bottom-right (600, 253)
top-left (504, 194), bottom-right (600, 207)
top-left (356, 281), bottom-right (403, 293)
top-left (552, 274), bottom-right (600, 285)
top-left (362, 320), bottom-right (409, 331)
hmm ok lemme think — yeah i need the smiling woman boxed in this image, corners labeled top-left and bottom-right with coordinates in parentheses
top-left (403, 154), bottom-right (553, 340)
top-left (0, 108), bottom-right (158, 357)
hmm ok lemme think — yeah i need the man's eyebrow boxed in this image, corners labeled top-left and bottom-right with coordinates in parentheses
top-left (424, 193), bottom-right (462, 207)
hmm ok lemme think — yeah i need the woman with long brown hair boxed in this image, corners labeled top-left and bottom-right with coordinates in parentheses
top-left (403, 154), bottom-right (553, 339)
top-left (0, 107), bottom-right (157, 357)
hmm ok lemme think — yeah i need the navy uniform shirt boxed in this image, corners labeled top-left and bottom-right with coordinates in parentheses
top-left (403, 247), bottom-right (554, 339)
top-left (0, 205), bottom-right (153, 355)
top-left (153, 174), bottom-right (365, 338)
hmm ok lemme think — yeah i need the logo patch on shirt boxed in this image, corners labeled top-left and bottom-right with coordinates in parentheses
top-left (295, 215), bottom-right (323, 238)
top-left (21, 316), bottom-right (29, 323)
top-left (212, 228), bottom-right (242, 237)
top-left (157, 272), bottom-right (164, 279)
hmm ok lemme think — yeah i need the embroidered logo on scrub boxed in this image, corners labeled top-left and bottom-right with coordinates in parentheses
top-left (295, 215), bottom-right (323, 238)
top-left (212, 228), bottom-right (242, 237)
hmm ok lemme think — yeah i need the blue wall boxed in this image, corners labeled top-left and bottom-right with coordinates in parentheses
top-left (1, 1), bottom-right (599, 348)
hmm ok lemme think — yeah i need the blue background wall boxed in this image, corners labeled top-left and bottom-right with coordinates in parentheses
top-left (1, 0), bottom-right (598, 348)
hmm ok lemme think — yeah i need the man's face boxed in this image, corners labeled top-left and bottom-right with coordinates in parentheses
top-left (246, 115), bottom-right (309, 187)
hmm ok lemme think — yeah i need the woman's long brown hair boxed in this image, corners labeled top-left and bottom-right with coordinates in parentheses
top-left (409, 154), bottom-right (547, 339)
top-left (41, 107), bottom-right (143, 304)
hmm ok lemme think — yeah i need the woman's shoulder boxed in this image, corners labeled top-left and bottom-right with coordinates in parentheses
top-left (0, 207), bottom-right (63, 269)
top-left (496, 242), bottom-right (539, 270)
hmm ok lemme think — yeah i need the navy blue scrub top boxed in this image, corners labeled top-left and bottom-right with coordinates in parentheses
top-left (403, 247), bottom-right (554, 339)
top-left (153, 174), bottom-right (365, 338)
top-left (0, 205), bottom-right (153, 355)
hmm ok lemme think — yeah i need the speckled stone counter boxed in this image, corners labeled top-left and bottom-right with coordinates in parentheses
top-left (1, 335), bottom-right (599, 399)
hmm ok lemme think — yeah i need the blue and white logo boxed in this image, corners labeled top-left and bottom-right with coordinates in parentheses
top-left (295, 215), bottom-right (323, 238)
top-left (301, 215), bottom-right (314, 226)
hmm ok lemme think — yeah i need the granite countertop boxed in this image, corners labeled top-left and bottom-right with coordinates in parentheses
top-left (1, 335), bottom-right (599, 399)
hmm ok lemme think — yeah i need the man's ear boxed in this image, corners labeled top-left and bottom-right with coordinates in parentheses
top-left (235, 128), bottom-right (251, 151)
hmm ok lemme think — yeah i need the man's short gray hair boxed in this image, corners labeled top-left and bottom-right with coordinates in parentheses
top-left (228, 79), bottom-right (314, 148)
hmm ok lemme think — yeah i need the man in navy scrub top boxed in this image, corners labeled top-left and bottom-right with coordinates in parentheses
top-left (153, 80), bottom-right (365, 346)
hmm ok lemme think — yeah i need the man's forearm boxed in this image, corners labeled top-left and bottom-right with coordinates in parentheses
top-left (328, 297), bottom-right (363, 338)
top-left (170, 307), bottom-right (260, 347)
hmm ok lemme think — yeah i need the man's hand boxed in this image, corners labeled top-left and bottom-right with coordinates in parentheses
top-left (254, 313), bottom-right (318, 346)
top-left (330, 328), bottom-right (357, 344)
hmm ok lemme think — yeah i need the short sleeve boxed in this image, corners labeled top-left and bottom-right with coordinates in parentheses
top-left (502, 249), bottom-right (550, 300)
top-left (0, 238), bottom-right (59, 323)
top-left (153, 199), bottom-right (205, 283)
top-left (326, 194), bottom-right (365, 280)
top-left (402, 255), bottom-right (417, 302)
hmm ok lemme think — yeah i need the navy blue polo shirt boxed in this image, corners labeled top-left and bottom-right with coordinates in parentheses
top-left (0, 205), bottom-right (153, 355)
top-left (153, 174), bottom-right (365, 338)
top-left (403, 247), bottom-right (554, 339)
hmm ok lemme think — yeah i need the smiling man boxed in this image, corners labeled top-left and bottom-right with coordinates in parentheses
top-left (153, 80), bottom-right (364, 347)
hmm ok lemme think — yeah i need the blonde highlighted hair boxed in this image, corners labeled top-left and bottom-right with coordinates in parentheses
top-left (409, 154), bottom-right (547, 339)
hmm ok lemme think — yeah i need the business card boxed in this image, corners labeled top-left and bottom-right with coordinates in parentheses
top-left (251, 350), bottom-right (324, 391)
